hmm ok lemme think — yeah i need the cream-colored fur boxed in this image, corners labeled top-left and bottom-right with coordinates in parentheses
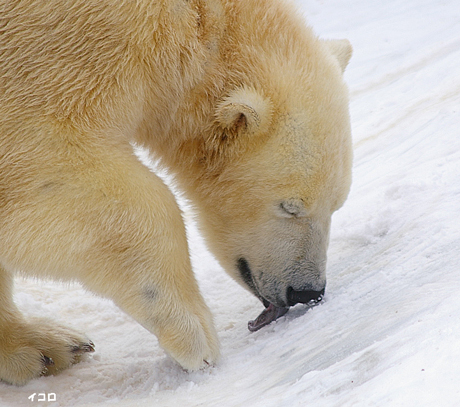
top-left (0, 0), bottom-right (352, 385)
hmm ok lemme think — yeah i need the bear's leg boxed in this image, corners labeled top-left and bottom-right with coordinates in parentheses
top-left (75, 153), bottom-right (220, 373)
top-left (0, 142), bottom-right (219, 382)
top-left (0, 268), bottom-right (94, 385)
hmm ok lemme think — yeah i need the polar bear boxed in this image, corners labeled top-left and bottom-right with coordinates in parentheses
top-left (0, 0), bottom-right (352, 385)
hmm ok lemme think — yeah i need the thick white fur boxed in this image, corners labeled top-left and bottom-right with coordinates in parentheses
top-left (0, 0), bottom-right (352, 385)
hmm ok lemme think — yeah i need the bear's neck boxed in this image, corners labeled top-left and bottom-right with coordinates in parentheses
top-left (134, 0), bottom-right (234, 178)
top-left (134, 0), bottom-right (315, 201)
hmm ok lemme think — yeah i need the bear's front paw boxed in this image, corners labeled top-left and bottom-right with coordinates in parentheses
top-left (0, 318), bottom-right (94, 386)
top-left (155, 306), bottom-right (220, 371)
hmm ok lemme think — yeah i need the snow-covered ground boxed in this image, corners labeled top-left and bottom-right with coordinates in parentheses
top-left (2, 0), bottom-right (460, 406)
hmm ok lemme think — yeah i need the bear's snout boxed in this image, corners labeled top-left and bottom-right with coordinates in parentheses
top-left (286, 286), bottom-right (325, 307)
top-left (237, 256), bottom-right (325, 309)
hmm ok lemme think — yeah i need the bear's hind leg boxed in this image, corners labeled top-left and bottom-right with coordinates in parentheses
top-left (0, 268), bottom-right (94, 385)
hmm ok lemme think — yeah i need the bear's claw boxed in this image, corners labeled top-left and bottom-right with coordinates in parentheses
top-left (71, 341), bottom-right (95, 355)
top-left (42, 355), bottom-right (55, 367)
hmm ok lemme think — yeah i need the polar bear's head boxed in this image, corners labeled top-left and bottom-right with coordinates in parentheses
top-left (183, 39), bottom-right (353, 313)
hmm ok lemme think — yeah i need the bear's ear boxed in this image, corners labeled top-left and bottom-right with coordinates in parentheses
top-left (215, 87), bottom-right (272, 135)
top-left (321, 39), bottom-right (353, 73)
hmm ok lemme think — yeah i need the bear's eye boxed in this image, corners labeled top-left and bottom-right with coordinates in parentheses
top-left (278, 199), bottom-right (307, 218)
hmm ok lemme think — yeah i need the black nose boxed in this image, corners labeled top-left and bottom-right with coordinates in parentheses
top-left (286, 287), bottom-right (325, 307)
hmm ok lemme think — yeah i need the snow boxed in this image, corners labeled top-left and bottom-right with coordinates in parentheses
top-left (2, 0), bottom-right (460, 405)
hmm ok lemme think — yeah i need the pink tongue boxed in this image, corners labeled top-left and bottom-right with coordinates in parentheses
top-left (248, 304), bottom-right (289, 332)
